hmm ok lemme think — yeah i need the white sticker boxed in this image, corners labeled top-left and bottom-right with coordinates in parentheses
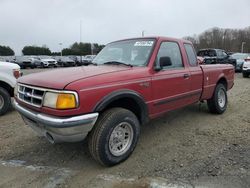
top-left (134, 41), bottom-right (154, 47)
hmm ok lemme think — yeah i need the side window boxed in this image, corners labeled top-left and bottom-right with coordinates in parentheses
top-left (222, 51), bottom-right (228, 57)
top-left (156, 42), bottom-right (183, 69)
top-left (184, 44), bottom-right (197, 66)
top-left (217, 50), bottom-right (223, 58)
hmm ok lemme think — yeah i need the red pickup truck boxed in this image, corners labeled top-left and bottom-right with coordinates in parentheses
top-left (14, 37), bottom-right (234, 166)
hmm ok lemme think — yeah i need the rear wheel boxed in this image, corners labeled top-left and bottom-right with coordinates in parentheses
top-left (88, 108), bottom-right (140, 166)
top-left (0, 87), bottom-right (11, 116)
top-left (207, 83), bottom-right (227, 114)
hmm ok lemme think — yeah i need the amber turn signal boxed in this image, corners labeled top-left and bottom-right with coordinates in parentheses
top-left (56, 93), bottom-right (77, 109)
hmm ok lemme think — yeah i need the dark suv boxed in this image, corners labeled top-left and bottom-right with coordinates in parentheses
top-left (197, 49), bottom-right (236, 70)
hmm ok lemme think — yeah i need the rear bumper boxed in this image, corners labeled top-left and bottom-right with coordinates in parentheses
top-left (14, 100), bottom-right (98, 143)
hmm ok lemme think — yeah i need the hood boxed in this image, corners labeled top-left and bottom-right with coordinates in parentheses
top-left (0, 61), bottom-right (20, 69)
top-left (18, 65), bottom-right (131, 89)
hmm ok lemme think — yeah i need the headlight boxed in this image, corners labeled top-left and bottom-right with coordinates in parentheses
top-left (43, 91), bottom-right (78, 109)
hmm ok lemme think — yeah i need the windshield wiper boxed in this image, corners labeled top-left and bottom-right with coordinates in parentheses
top-left (103, 61), bottom-right (133, 67)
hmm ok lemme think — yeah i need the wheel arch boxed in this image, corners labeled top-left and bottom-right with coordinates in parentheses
top-left (93, 90), bottom-right (149, 124)
top-left (217, 76), bottom-right (228, 90)
top-left (0, 81), bottom-right (14, 97)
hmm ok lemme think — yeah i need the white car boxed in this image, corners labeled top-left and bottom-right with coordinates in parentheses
top-left (0, 61), bottom-right (21, 115)
top-left (242, 57), bottom-right (250, 78)
top-left (40, 58), bottom-right (58, 68)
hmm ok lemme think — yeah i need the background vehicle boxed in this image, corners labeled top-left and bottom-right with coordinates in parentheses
top-left (14, 56), bottom-right (36, 69)
top-left (230, 53), bottom-right (250, 72)
top-left (82, 55), bottom-right (96, 64)
top-left (40, 58), bottom-right (57, 68)
top-left (54, 56), bottom-right (76, 67)
top-left (197, 49), bottom-right (237, 70)
top-left (29, 56), bottom-right (42, 67)
top-left (0, 61), bottom-right (21, 115)
top-left (15, 37), bottom-right (234, 166)
top-left (242, 56), bottom-right (250, 78)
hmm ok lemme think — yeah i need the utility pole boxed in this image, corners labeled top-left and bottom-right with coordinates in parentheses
top-left (142, 30), bottom-right (145, 37)
top-left (80, 20), bottom-right (82, 63)
top-left (80, 20), bottom-right (82, 44)
top-left (59, 43), bottom-right (62, 57)
top-left (241, 42), bottom-right (246, 53)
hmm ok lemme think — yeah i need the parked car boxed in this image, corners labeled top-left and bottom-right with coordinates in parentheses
top-left (242, 56), bottom-right (250, 78)
top-left (82, 55), bottom-right (96, 64)
top-left (29, 56), bottom-right (42, 67)
top-left (40, 58), bottom-right (58, 68)
top-left (14, 37), bottom-right (234, 166)
top-left (54, 56), bottom-right (76, 67)
top-left (230, 53), bottom-right (250, 72)
top-left (14, 56), bottom-right (36, 69)
top-left (0, 61), bottom-right (21, 115)
top-left (197, 49), bottom-right (237, 70)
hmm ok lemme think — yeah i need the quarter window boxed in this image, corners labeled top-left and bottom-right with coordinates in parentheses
top-left (156, 42), bottom-right (183, 69)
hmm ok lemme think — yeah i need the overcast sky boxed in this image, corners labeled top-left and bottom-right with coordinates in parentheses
top-left (0, 0), bottom-right (250, 55)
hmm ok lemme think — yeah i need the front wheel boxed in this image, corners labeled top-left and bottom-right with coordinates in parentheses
top-left (207, 83), bottom-right (228, 114)
top-left (88, 108), bottom-right (140, 166)
top-left (0, 87), bottom-right (11, 116)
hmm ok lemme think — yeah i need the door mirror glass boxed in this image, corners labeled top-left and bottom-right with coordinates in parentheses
top-left (160, 56), bottom-right (172, 67)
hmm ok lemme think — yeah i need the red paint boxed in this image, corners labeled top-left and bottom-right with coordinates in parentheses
top-left (17, 37), bottom-right (234, 120)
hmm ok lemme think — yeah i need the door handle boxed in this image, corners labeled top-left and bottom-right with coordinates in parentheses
top-left (183, 74), bottom-right (190, 79)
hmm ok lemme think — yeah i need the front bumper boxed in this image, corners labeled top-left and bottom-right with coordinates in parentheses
top-left (14, 100), bottom-right (98, 143)
top-left (242, 69), bottom-right (250, 74)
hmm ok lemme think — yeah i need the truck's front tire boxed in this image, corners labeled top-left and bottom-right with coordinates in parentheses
top-left (207, 83), bottom-right (227, 114)
top-left (0, 87), bottom-right (11, 116)
top-left (88, 108), bottom-right (140, 166)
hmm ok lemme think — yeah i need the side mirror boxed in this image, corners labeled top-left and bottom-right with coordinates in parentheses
top-left (155, 56), bottom-right (172, 71)
top-left (160, 56), bottom-right (172, 67)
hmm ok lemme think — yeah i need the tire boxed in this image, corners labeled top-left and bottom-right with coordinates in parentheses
top-left (88, 108), bottom-right (140, 166)
top-left (0, 87), bottom-right (11, 116)
top-left (243, 72), bottom-right (248, 78)
top-left (207, 83), bottom-right (227, 114)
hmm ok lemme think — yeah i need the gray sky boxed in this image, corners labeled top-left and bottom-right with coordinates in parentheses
top-left (0, 0), bottom-right (250, 55)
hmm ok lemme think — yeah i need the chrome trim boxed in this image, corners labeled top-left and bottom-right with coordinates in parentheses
top-left (14, 100), bottom-right (99, 143)
top-left (14, 100), bottom-right (98, 128)
top-left (17, 83), bottom-right (79, 108)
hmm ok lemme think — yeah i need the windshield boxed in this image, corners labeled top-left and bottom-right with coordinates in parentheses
top-left (94, 39), bottom-right (155, 67)
top-left (231, 53), bottom-right (249, 60)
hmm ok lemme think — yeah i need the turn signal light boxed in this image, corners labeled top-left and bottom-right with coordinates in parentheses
top-left (56, 93), bottom-right (77, 109)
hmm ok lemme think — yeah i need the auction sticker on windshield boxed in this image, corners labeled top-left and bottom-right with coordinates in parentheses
top-left (134, 41), bottom-right (154, 46)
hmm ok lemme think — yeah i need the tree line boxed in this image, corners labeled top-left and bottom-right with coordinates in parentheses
top-left (0, 46), bottom-right (14, 56)
top-left (0, 42), bottom-right (105, 56)
top-left (184, 26), bottom-right (250, 53)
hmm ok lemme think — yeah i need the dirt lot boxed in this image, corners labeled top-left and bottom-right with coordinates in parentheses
top-left (0, 69), bottom-right (249, 188)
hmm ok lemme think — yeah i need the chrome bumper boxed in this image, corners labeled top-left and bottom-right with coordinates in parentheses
top-left (14, 100), bottom-right (98, 143)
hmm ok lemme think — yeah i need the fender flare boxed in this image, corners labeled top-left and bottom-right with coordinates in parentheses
top-left (93, 89), bottom-right (149, 124)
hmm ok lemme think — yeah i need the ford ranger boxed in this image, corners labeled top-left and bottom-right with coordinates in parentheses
top-left (14, 37), bottom-right (234, 166)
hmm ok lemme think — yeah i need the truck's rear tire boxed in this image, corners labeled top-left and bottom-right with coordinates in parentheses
top-left (0, 87), bottom-right (11, 116)
top-left (88, 108), bottom-right (140, 166)
top-left (207, 83), bottom-right (227, 114)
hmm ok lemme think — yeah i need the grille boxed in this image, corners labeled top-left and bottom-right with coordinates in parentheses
top-left (17, 84), bottom-right (45, 107)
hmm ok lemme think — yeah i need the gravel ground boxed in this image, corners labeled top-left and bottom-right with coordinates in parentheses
top-left (0, 68), bottom-right (249, 188)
